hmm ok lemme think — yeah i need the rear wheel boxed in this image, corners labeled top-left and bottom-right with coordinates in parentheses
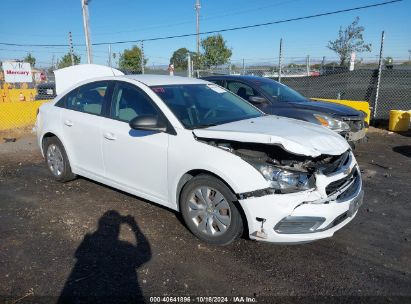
top-left (180, 175), bottom-right (243, 245)
top-left (44, 137), bottom-right (76, 182)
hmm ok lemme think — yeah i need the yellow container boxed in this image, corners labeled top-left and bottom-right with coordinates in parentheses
top-left (388, 110), bottom-right (410, 132)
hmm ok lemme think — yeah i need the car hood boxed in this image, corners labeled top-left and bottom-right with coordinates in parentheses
top-left (287, 100), bottom-right (362, 117)
top-left (193, 115), bottom-right (349, 157)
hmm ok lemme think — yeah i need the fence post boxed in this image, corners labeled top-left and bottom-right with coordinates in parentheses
top-left (278, 38), bottom-right (283, 83)
top-left (108, 44), bottom-right (112, 67)
top-left (242, 58), bottom-right (245, 75)
top-left (373, 30), bottom-right (385, 120)
top-left (321, 56), bottom-right (325, 75)
top-left (306, 55), bottom-right (310, 76)
top-left (141, 40), bottom-right (145, 74)
top-left (68, 32), bottom-right (74, 66)
top-left (187, 52), bottom-right (192, 78)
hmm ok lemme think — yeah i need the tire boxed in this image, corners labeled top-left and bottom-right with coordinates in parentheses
top-left (180, 174), bottom-right (243, 245)
top-left (43, 137), bottom-right (76, 182)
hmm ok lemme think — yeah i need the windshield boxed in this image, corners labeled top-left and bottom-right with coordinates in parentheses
top-left (151, 84), bottom-right (262, 129)
top-left (255, 80), bottom-right (308, 103)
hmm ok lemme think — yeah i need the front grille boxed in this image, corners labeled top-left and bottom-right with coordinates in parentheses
top-left (325, 168), bottom-right (358, 195)
top-left (320, 150), bottom-right (350, 175)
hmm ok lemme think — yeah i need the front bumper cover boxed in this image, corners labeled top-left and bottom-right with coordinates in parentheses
top-left (238, 152), bottom-right (364, 244)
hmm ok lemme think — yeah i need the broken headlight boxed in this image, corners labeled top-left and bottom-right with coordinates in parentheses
top-left (253, 164), bottom-right (315, 193)
top-left (314, 114), bottom-right (350, 132)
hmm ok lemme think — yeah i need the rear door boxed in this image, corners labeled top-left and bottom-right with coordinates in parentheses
top-left (60, 81), bottom-right (109, 178)
top-left (101, 81), bottom-right (169, 203)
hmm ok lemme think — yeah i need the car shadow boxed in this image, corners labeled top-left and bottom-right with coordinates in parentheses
top-left (58, 210), bottom-right (151, 304)
top-left (392, 145), bottom-right (411, 158)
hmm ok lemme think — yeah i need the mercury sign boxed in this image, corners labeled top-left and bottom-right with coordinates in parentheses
top-left (2, 61), bottom-right (32, 83)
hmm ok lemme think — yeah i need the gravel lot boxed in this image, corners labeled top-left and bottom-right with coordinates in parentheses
top-left (0, 128), bottom-right (410, 303)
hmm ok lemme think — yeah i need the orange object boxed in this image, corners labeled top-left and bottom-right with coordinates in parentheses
top-left (19, 92), bottom-right (26, 101)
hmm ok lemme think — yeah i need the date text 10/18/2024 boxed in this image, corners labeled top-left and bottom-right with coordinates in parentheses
top-left (149, 296), bottom-right (257, 303)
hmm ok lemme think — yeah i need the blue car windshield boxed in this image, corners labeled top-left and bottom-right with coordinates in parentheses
top-left (254, 79), bottom-right (308, 103)
top-left (151, 84), bottom-right (262, 129)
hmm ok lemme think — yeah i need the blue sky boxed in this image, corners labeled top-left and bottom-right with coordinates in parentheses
top-left (0, 0), bottom-right (410, 67)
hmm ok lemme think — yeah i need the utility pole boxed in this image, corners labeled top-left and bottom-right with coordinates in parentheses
top-left (68, 31), bottom-right (75, 66)
top-left (195, 0), bottom-right (201, 55)
top-left (81, 0), bottom-right (93, 64)
top-left (374, 30), bottom-right (385, 120)
top-left (408, 50), bottom-right (411, 62)
top-left (141, 41), bottom-right (145, 74)
top-left (278, 38), bottom-right (283, 83)
top-left (306, 55), bottom-right (310, 76)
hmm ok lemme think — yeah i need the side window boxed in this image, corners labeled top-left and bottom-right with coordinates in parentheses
top-left (55, 97), bottom-right (66, 108)
top-left (111, 82), bottom-right (158, 123)
top-left (210, 79), bottom-right (225, 87)
top-left (67, 81), bottom-right (108, 115)
top-left (55, 88), bottom-right (77, 108)
top-left (226, 81), bottom-right (260, 101)
top-left (64, 88), bottom-right (79, 109)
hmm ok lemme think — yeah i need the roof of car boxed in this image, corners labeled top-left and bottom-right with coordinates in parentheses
top-left (202, 75), bottom-right (271, 82)
top-left (124, 74), bottom-right (208, 86)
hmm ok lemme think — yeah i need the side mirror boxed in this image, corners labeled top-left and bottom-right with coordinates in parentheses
top-left (248, 96), bottom-right (268, 104)
top-left (129, 115), bottom-right (167, 132)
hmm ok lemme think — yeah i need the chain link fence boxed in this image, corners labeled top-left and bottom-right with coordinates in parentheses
top-left (1, 57), bottom-right (410, 126)
top-left (195, 58), bottom-right (411, 120)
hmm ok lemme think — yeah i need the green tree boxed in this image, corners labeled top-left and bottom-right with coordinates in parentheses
top-left (200, 34), bottom-right (232, 68)
top-left (170, 48), bottom-right (194, 70)
top-left (57, 53), bottom-right (81, 69)
top-left (24, 53), bottom-right (36, 67)
top-left (119, 45), bottom-right (147, 72)
top-left (327, 17), bottom-right (371, 66)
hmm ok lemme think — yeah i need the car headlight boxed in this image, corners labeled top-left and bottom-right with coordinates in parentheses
top-left (313, 114), bottom-right (350, 132)
top-left (253, 163), bottom-right (315, 193)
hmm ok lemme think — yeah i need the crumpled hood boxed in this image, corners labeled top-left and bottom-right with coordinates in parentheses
top-left (193, 115), bottom-right (350, 157)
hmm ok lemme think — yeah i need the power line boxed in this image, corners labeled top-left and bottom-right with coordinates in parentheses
top-left (0, 0), bottom-right (403, 48)
top-left (79, 0), bottom-right (301, 37)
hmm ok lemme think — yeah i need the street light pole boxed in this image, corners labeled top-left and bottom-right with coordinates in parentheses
top-left (81, 0), bottom-right (93, 64)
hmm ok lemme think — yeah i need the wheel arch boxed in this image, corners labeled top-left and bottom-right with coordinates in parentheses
top-left (41, 132), bottom-right (72, 166)
top-left (175, 169), bottom-right (249, 239)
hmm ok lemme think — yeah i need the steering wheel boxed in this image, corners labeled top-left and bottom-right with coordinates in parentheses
top-left (203, 105), bottom-right (227, 120)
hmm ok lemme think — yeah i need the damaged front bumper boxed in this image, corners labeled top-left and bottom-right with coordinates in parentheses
top-left (238, 152), bottom-right (364, 244)
top-left (345, 128), bottom-right (367, 143)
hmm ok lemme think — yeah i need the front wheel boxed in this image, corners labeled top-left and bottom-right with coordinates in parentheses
top-left (44, 137), bottom-right (76, 182)
top-left (180, 175), bottom-right (243, 245)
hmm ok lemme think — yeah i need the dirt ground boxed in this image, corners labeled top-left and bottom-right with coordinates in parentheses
top-left (0, 128), bottom-right (410, 303)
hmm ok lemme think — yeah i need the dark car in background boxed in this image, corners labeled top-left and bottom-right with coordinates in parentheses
top-left (202, 75), bottom-right (367, 147)
top-left (35, 82), bottom-right (57, 100)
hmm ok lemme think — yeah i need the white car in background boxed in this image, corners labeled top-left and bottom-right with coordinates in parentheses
top-left (35, 65), bottom-right (364, 245)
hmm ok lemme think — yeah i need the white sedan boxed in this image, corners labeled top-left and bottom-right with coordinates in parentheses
top-left (36, 70), bottom-right (363, 245)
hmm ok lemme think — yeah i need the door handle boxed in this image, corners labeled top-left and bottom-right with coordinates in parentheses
top-left (64, 120), bottom-right (73, 127)
top-left (103, 132), bottom-right (116, 140)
